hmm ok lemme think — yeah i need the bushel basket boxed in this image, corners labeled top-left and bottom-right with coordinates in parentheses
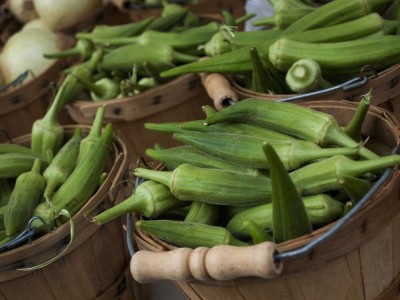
top-left (131, 99), bottom-right (400, 300)
top-left (0, 125), bottom-right (142, 300)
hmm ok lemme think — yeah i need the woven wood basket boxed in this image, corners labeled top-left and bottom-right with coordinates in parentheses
top-left (0, 125), bottom-right (144, 300)
top-left (66, 73), bottom-right (214, 158)
top-left (229, 64), bottom-right (400, 119)
top-left (131, 99), bottom-right (400, 300)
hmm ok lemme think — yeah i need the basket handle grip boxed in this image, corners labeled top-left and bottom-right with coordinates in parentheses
top-left (130, 242), bottom-right (283, 284)
top-left (198, 57), bottom-right (238, 110)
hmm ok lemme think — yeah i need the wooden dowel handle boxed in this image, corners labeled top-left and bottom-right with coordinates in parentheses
top-left (130, 242), bottom-right (283, 284)
top-left (200, 72), bottom-right (239, 111)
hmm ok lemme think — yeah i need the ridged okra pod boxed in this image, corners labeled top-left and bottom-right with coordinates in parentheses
top-left (92, 180), bottom-right (187, 225)
top-left (204, 99), bottom-right (378, 160)
top-left (0, 178), bottom-right (13, 206)
top-left (0, 153), bottom-right (48, 178)
top-left (78, 106), bottom-right (105, 163)
top-left (184, 201), bottom-right (219, 225)
top-left (285, 58), bottom-right (332, 93)
top-left (100, 44), bottom-right (199, 72)
top-left (91, 22), bottom-right (218, 51)
top-left (243, 220), bottom-right (273, 244)
top-left (136, 219), bottom-right (249, 248)
top-left (134, 164), bottom-right (272, 206)
top-left (269, 35), bottom-right (400, 74)
top-left (173, 131), bottom-right (360, 170)
top-left (43, 127), bottom-right (83, 201)
top-left (263, 143), bottom-right (312, 243)
top-left (283, 0), bottom-right (393, 34)
top-left (75, 17), bottom-right (155, 40)
top-left (145, 145), bottom-right (261, 175)
top-left (226, 194), bottom-right (344, 239)
top-left (31, 76), bottom-right (70, 158)
top-left (32, 124), bottom-right (113, 231)
top-left (338, 175), bottom-right (373, 204)
top-left (44, 39), bottom-right (94, 60)
top-left (290, 154), bottom-right (400, 195)
top-left (0, 143), bottom-right (47, 159)
top-left (343, 90), bottom-right (371, 141)
top-left (4, 159), bottom-right (45, 237)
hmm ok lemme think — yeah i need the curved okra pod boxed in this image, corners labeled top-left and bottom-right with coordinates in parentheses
top-left (263, 142), bottom-right (312, 243)
top-left (203, 99), bottom-right (378, 160)
top-left (134, 164), bottom-right (272, 206)
top-left (92, 180), bottom-right (187, 225)
top-left (173, 131), bottom-right (361, 170)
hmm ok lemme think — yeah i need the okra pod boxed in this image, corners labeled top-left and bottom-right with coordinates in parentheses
top-left (92, 180), bottom-right (187, 225)
top-left (75, 17), bottom-right (155, 40)
top-left (43, 127), bottom-right (83, 201)
top-left (4, 159), bottom-right (45, 236)
top-left (203, 99), bottom-right (378, 160)
top-left (145, 145), bottom-right (260, 175)
top-left (147, 8), bottom-right (188, 31)
top-left (0, 143), bottom-right (46, 160)
top-left (44, 39), bottom-right (94, 60)
top-left (136, 219), bottom-right (249, 248)
top-left (0, 153), bottom-right (48, 178)
top-left (173, 131), bottom-right (360, 170)
top-left (227, 194), bottom-right (344, 239)
top-left (269, 35), bottom-right (400, 74)
top-left (283, 0), bottom-right (393, 34)
top-left (290, 154), bottom-right (400, 195)
top-left (31, 75), bottom-right (70, 158)
top-left (134, 164), bottom-right (273, 206)
top-left (100, 44), bottom-right (199, 71)
top-left (253, 8), bottom-right (314, 29)
top-left (338, 175), bottom-right (373, 204)
top-left (0, 178), bottom-right (13, 206)
top-left (184, 201), bottom-right (219, 225)
top-left (263, 143), bottom-right (312, 243)
top-left (343, 90), bottom-right (371, 141)
top-left (285, 58), bottom-right (332, 93)
top-left (78, 106), bottom-right (105, 162)
top-left (243, 220), bottom-right (273, 244)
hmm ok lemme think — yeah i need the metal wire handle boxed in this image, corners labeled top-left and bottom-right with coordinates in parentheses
top-left (0, 70), bottom-right (33, 93)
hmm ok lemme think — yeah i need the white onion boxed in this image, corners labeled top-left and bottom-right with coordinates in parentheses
top-left (0, 26), bottom-right (64, 86)
top-left (7, 0), bottom-right (39, 23)
top-left (21, 18), bottom-right (52, 32)
top-left (32, 0), bottom-right (103, 31)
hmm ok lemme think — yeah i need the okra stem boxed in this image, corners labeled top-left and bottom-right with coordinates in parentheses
top-left (343, 90), bottom-right (371, 141)
top-left (44, 39), bottom-right (94, 60)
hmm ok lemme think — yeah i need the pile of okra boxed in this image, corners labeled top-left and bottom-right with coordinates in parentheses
top-left (92, 93), bottom-right (400, 247)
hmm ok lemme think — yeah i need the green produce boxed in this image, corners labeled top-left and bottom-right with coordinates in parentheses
top-left (136, 219), bottom-right (250, 248)
top-left (4, 159), bottom-right (45, 236)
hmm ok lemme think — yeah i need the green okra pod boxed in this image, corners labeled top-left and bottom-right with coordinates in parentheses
top-left (73, 75), bottom-right (120, 101)
top-left (4, 159), bottom-right (45, 236)
top-left (250, 47), bottom-right (282, 94)
top-left (337, 175), bottom-right (373, 204)
top-left (253, 7), bottom-right (314, 29)
top-left (43, 127), bottom-right (83, 201)
top-left (243, 220), bottom-right (273, 244)
top-left (44, 39), bottom-right (94, 60)
top-left (285, 58), bottom-right (332, 93)
top-left (0, 178), bottom-right (13, 206)
top-left (343, 90), bottom-right (371, 141)
top-left (75, 17), bottom-right (155, 40)
top-left (31, 76), bottom-right (69, 158)
top-left (92, 180), bottom-right (187, 225)
top-left (263, 142), bottom-right (312, 243)
top-left (173, 130), bottom-right (361, 170)
top-left (78, 106), bottom-right (105, 163)
top-left (0, 153), bottom-right (48, 178)
top-left (290, 154), bottom-right (400, 195)
top-left (203, 99), bottom-right (378, 160)
top-left (146, 8), bottom-right (188, 31)
top-left (136, 219), bottom-right (250, 248)
top-left (283, 0), bottom-right (393, 34)
top-left (184, 201), bottom-right (219, 225)
top-left (134, 164), bottom-right (273, 206)
top-left (269, 35), bottom-right (400, 74)
top-left (100, 44), bottom-right (199, 72)
top-left (145, 145), bottom-right (260, 175)
top-left (226, 193), bottom-right (344, 239)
